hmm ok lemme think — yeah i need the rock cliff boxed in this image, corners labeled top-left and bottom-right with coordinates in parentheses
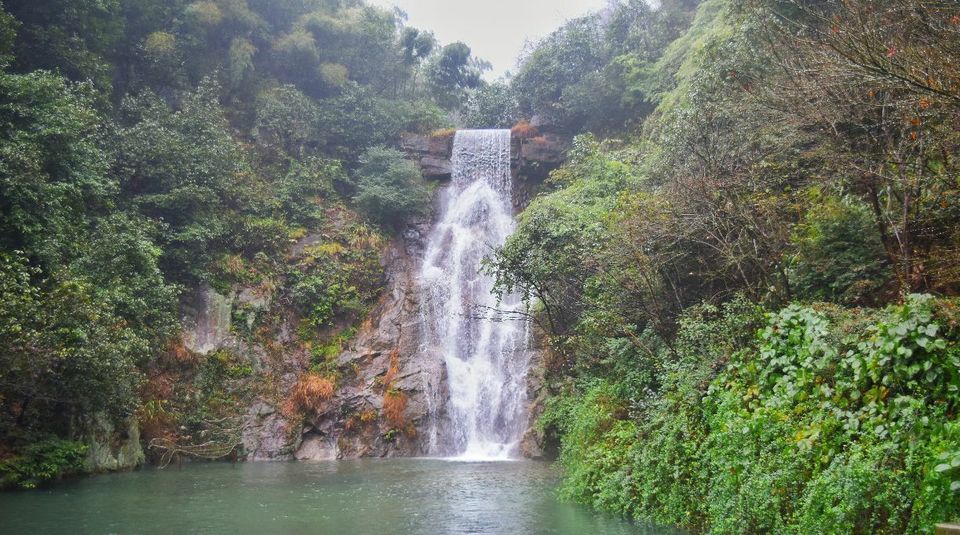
top-left (166, 132), bottom-right (566, 463)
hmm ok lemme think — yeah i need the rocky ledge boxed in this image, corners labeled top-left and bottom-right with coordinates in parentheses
top-left (400, 132), bottom-right (568, 182)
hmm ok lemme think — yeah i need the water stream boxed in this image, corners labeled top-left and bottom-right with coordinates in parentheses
top-left (420, 129), bottom-right (532, 459)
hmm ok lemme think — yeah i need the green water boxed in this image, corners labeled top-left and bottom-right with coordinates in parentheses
top-left (0, 459), bottom-right (677, 534)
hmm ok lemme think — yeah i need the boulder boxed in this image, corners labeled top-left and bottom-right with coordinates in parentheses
top-left (295, 434), bottom-right (338, 460)
top-left (82, 413), bottom-right (145, 472)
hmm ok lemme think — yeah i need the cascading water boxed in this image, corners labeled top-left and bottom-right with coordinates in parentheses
top-left (419, 129), bottom-right (531, 460)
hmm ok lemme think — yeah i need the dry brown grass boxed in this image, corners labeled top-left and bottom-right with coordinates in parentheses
top-left (511, 120), bottom-right (538, 139)
top-left (383, 389), bottom-right (408, 429)
top-left (429, 127), bottom-right (457, 141)
top-left (285, 373), bottom-right (335, 415)
top-left (380, 349), bottom-right (400, 393)
top-left (163, 339), bottom-right (198, 366)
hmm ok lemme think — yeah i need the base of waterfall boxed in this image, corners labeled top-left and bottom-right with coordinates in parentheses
top-left (444, 441), bottom-right (521, 462)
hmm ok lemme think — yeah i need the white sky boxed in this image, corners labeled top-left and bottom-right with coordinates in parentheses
top-left (367, 0), bottom-right (609, 79)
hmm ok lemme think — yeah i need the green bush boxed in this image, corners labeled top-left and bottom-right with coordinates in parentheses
top-left (352, 147), bottom-right (430, 228)
top-left (0, 437), bottom-right (88, 489)
top-left (788, 193), bottom-right (890, 305)
top-left (548, 295), bottom-right (960, 533)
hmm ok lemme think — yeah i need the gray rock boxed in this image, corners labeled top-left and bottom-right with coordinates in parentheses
top-left (242, 406), bottom-right (297, 461)
top-left (520, 134), bottom-right (566, 164)
top-left (82, 413), bottom-right (144, 472)
top-left (181, 284), bottom-right (234, 354)
top-left (295, 434), bottom-right (338, 460)
top-left (420, 156), bottom-right (452, 179)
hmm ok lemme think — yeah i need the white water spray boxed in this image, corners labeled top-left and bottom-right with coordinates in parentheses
top-left (419, 129), bottom-right (531, 460)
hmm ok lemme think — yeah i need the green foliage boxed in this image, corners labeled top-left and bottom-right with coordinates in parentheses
top-left (464, 81), bottom-right (519, 129)
top-left (254, 85), bottom-right (323, 156)
top-left (0, 436), bottom-right (88, 489)
top-left (352, 146), bottom-right (430, 228)
top-left (789, 192), bottom-right (890, 305)
top-left (277, 156), bottom-right (342, 226)
top-left (513, 15), bottom-right (607, 130)
top-left (0, 3), bottom-right (17, 67)
top-left (116, 79), bottom-right (261, 282)
top-left (5, 0), bottom-right (124, 91)
top-left (428, 41), bottom-right (485, 109)
top-left (547, 296), bottom-right (960, 533)
top-left (0, 69), bottom-right (112, 266)
top-left (290, 224), bottom-right (384, 328)
top-left (512, 1), bottom-right (698, 133)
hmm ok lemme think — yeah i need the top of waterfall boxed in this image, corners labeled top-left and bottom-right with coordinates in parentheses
top-left (450, 129), bottom-right (513, 193)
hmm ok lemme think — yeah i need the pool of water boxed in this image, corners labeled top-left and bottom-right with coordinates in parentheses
top-left (0, 459), bottom-right (677, 534)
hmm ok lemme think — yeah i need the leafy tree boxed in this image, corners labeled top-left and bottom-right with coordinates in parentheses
top-left (254, 84), bottom-right (324, 157)
top-left (428, 41), bottom-right (484, 109)
top-left (0, 3), bottom-right (17, 67)
top-left (512, 15), bottom-right (607, 129)
top-left (788, 193), bottom-right (891, 305)
top-left (115, 79), bottom-right (259, 282)
top-left (4, 0), bottom-right (124, 91)
top-left (464, 81), bottom-right (519, 129)
top-left (352, 146), bottom-right (430, 228)
top-left (0, 69), bottom-right (113, 267)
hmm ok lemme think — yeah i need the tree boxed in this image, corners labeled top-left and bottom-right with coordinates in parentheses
top-left (115, 79), bottom-right (259, 283)
top-left (429, 41), bottom-right (484, 108)
top-left (464, 82), bottom-right (519, 129)
top-left (353, 147), bottom-right (430, 228)
top-left (254, 84), bottom-right (324, 157)
top-left (0, 70), bottom-right (113, 267)
top-left (755, 0), bottom-right (960, 295)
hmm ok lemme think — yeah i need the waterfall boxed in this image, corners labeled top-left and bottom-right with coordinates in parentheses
top-left (419, 129), bottom-right (531, 460)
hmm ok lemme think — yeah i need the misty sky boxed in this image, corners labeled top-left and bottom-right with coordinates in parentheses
top-left (367, 0), bottom-right (608, 79)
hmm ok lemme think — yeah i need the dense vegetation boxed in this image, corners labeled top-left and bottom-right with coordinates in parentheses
top-left (0, 0), bottom-right (486, 487)
top-left (489, 0), bottom-right (960, 532)
top-left (2, 0), bottom-right (959, 531)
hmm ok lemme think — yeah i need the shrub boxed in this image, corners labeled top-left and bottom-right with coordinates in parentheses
top-left (352, 147), bottom-right (430, 228)
top-left (0, 437), bottom-right (88, 489)
top-left (788, 193), bottom-right (891, 305)
top-left (546, 295), bottom-right (960, 533)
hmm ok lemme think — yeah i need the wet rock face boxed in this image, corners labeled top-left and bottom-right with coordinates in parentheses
top-left (174, 224), bottom-right (441, 462)
top-left (518, 350), bottom-right (549, 460)
top-left (518, 134), bottom-right (566, 166)
top-left (295, 221), bottom-right (445, 459)
top-left (401, 133), bottom-right (454, 180)
top-left (243, 402), bottom-right (296, 461)
top-left (180, 284), bottom-right (234, 354)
